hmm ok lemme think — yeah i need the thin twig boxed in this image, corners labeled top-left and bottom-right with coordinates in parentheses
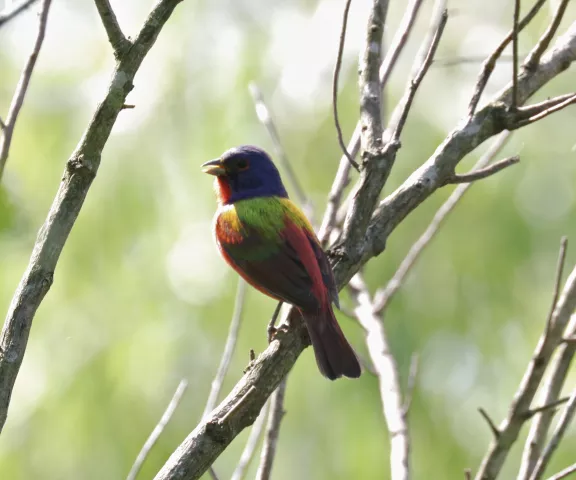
top-left (522, 397), bottom-right (569, 420)
top-left (511, 0), bottom-right (520, 110)
top-left (317, 0), bottom-right (425, 243)
top-left (388, 8), bottom-right (448, 143)
top-left (546, 237), bottom-right (569, 333)
top-left (510, 93), bottom-right (576, 129)
top-left (333, 0), bottom-right (360, 171)
top-left (467, 0), bottom-right (547, 117)
top-left (0, 0), bottom-right (38, 28)
top-left (529, 387), bottom-right (576, 480)
top-left (445, 155), bottom-right (519, 184)
top-left (545, 463), bottom-right (576, 480)
top-left (402, 353), bottom-right (419, 415)
top-left (94, 0), bottom-right (130, 58)
top-left (524, 0), bottom-right (571, 71)
top-left (231, 402), bottom-right (270, 480)
top-left (203, 279), bottom-right (247, 418)
top-left (127, 380), bottom-right (188, 480)
top-left (374, 132), bottom-right (511, 312)
top-left (248, 84), bottom-right (311, 214)
top-left (255, 379), bottom-right (287, 480)
top-left (478, 408), bottom-right (501, 439)
top-left (0, 0), bottom-right (52, 180)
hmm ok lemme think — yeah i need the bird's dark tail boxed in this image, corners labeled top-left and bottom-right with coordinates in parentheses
top-left (303, 306), bottom-right (361, 380)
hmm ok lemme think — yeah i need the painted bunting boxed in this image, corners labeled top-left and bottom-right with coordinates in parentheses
top-left (202, 145), bottom-right (361, 380)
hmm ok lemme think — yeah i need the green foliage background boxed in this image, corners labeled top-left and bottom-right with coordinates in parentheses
top-left (0, 1), bottom-right (575, 479)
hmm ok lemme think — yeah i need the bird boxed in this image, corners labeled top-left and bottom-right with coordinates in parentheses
top-left (202, 145), bottom-right (361, 380)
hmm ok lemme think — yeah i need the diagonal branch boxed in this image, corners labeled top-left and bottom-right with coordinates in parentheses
top-left (203, 279), bottom-right (247, 419)
top-left (127, 380), bottom-right (188, 480)
top-left (0, 0), bottom-right (38, 29)
top-left (529, 386), bottom-right (576, 480)
top-left (473, 262), bottom-right (576, 480)
top-left (94, 0), bottom-right (131, 58)
top-left (524, 0), bottom-right (571, 71)
top-left (0, 0), bottom-right (52, 180)
top-left (518, 238), bottom-right (569, 479)
top-left (373, 131), bottom-right (512, 313)
top-left (255, 379), bottom-right (287, 480)
top-left (467, 0), bottom-right (547, 117)
top-left (349, 273), bottom-right (412, 480)
top-left (317, 0), bottom-right (425, 243)
top-left (445, 155), bottom-right (519, 184)
top-left (0, 0), bottom-right (185, 434)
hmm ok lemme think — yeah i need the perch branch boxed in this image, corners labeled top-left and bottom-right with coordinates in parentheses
top-left (153, 19), bottom-right (576, 480)
top-left (445, 155), bottom-right (519, 184)
top-left (0, 0), bottom-right (185, 434)
top-left (511, 0), bottom-right (520, 110)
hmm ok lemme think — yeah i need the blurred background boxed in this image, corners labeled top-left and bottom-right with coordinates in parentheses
top-left (0, 0), bottom-right (575, 478)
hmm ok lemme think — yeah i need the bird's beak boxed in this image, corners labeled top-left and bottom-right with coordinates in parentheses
top-left (201, 158), bottom-right (226, 176)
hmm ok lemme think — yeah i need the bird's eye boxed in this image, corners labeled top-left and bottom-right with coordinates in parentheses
top-left (236, 159), bottom-right (249, 171)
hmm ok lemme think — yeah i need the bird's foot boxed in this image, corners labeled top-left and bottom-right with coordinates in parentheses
top-left (267, 322), bottom-right (290, 343)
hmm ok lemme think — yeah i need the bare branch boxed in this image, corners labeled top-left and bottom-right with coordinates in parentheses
top-left (529, 387), bottom-right (576, 480)
top-left (524, 0), bottom-right (571, 71)
top-left (0, 0), bottom-right (38, 28)
top-left (349, 273), bottom-right (411, 480)
top-left (387, 8), bottom-right (448, 144)
top-left (255, 379), bottom-right (287, 480)
top-left (478, 408), bottom-right (501, 439)
top-left (94, 0), bottom-right (130, 58)
top-left (519, 313), bottom-right (576, 479)
top-left (467, 0), bottom-right (547, 117)
top-left (248, 84), bottom-right (311, 215)
top-left (230, 402), bottom-right (269, 480)
top-left (0, 0), bottom-right (52, 179)
top-left (522, 397), bottom-right (569, 421)
top-left (509, 93), bottom-right (576, 129)
top-left (203, 279), bottom-right (247, 419)
top-left (511, 0), bottom-right (520, 110)
top-left (546, 463), bottom-right (576, 480)
top-left (317, 0), bottom-right (425, 243)
top-left (445, 155), bottom-right (519, 184)
top-left (127, 380), bottom-right (188, 480)
top-left (332, 0), bottom-right (360, 172)
top-left (0, 0), bottom-right (185, 434)
top-left (474, 263), bottom-right (576, 480)
top-left (374, 132), bottom-right (511, 313)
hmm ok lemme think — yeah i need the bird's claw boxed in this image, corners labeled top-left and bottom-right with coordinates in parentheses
top-left (267, 323), bottom-right (290, 343)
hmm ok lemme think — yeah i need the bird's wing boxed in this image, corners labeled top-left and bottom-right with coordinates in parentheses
top-left (216, 210), bottom-right (330, 311)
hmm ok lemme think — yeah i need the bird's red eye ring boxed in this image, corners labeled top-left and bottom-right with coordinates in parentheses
top-left (236, 159), bottom-right (249, 171)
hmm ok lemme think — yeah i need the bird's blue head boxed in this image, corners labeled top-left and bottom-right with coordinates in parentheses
top-left (202, 145), bottom-right (288, 205)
